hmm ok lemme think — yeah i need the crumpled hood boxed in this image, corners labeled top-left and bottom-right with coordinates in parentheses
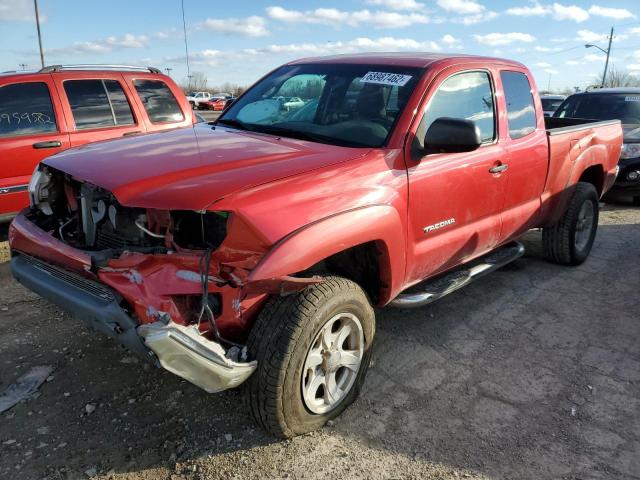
top-left (44, 125), bottom-right (367, 210)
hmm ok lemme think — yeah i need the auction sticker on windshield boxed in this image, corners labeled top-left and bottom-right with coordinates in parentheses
top-left (361, 72), bottom-right (413, 87)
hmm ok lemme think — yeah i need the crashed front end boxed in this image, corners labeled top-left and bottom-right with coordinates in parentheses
top-left (9, 165), bottom-right (315, 393)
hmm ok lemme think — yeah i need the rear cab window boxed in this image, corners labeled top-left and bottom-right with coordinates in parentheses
top-left (0, 82), bottom-right (58, 137)
top-left (133, 80), bottom-right (184, 124)
top-left (500, 71), bottom-right (537, 139)
top-left (63, 79), bottom-right (135, 130)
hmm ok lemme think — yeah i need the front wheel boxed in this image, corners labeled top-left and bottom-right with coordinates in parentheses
top-left (244, 277), bottom-right (375, 438)
top-left (542, 182), bottom-right (599, 265)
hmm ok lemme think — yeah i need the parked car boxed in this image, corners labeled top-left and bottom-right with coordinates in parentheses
top-left (0, 65), bottom-right (195, 222)
top-left (540, 94), bottom-right (566, 117)
top-left (185, 91), bottom-right (212, 108)
top-left (199, 94), bottom-right (235, 111)
top-left (553, 87), bottom-right (640, 204)
top-left (10, 54), bottom-right (621, 438)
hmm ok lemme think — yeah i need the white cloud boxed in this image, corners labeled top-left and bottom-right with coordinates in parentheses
top-left (456, 10), bottom-right (498, 24)
top-left (588, 5), bottom-right (635, 20)
top-left (628, 27), bottom-right (640, 36)
top-left (506, 2), bottom-right (589, 22)
top-left (266, 6), bottom-right (431, 28)
top-left (628, 64), bottom-right (640, 71)
top-left (436, 0), bottom-right (485, 15)
top-left (551, 3), bottom-right (589, 22)
top-left (566, 60), bottom-right (581, 65)
top-left (441, 34), bottom-right (463, 48)
top-left (364, 0), bottom-right (424, 10)
top-left (506, 2), bottom-right (549, 16)
top-left (50, 33), bottom-right (149, 55)
top-left (577, 29), bottom-right (608, 43)
top-left (473, 32), bottom-right (536, 46)
top-left (241, 37), bottom-right (441, 58)
top-left (584, 53), bottom-right (606, 62)
top-left (544, 68), bottom-right (559, 74)
top-left (166, 49), bottom-right (222, 67)
top-left (535, 62), bottom-right (552, 67)
top-left (200, 16), bottom-right (268, 37)
top-left (0, 0), bottom-right (42, 22)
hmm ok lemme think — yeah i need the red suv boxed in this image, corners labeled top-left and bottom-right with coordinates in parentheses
top-left (0, 65), bottom-right (195, 222)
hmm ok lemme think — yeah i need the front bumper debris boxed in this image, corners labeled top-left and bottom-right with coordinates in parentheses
top-left (11, 252), bottom-right (257, 392)
top-left (10, 253), bottom-right (151, 359)
top-left (138, 321), bottom-right (257, 393)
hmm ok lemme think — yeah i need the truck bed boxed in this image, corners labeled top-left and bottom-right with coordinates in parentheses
top-left (544, 116), bottom-right (620, 135)
top-left (540, 116), bottom-right (622, 225)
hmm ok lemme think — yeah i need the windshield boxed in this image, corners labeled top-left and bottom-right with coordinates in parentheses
top-left (554, 93), bottom-right (640, 125)
top-left (541, 98), bottom-right (564, 112)
top-left (218, 63), bottom-right (423, 148)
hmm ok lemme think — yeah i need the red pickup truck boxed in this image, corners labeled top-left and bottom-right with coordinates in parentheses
top-left (0, 65), bottom-right (195, 222)
top-left (9, 54), bottom-right (622, 437)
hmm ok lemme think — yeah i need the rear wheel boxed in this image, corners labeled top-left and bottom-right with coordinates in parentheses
top-left (244, 277), bottom-right (375, 438)
top-left (543, 182), bottom-right (599, 265)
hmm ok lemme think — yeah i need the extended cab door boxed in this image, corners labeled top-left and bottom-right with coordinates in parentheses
top-left (496, 70), bottom-right (548, 240)
top-left (404, 68), bottom-right (508, 284)
top-left (52, 72), bottom-right (144, 146)
top-left (0, 76), bottom-right (70, 218)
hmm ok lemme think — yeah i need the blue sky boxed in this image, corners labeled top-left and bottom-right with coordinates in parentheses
top-left (1, 0), bottom-right (639, 91)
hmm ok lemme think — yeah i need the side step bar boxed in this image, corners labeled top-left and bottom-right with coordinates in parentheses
top-left (390, 241), bottom-right (525, 309)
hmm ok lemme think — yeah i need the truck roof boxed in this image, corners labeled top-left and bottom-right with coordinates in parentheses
top-left (286, 52), bottom-right (526, 69)
top-left (580, 87), bottom-right (640, 94)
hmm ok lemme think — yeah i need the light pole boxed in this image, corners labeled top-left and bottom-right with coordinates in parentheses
top-left (585, 26), bottom-right (614, 87)
top-left (33, 0), bottom-right (45, 68)
top-left (165, 67), bottom-right (173, 76)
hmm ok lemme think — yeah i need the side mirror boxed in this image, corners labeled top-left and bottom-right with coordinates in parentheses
top-left (423, 117), bottom-right (482, 153)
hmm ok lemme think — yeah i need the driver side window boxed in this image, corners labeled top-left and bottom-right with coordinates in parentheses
top-left (417, 71), bottom-right (495, 147)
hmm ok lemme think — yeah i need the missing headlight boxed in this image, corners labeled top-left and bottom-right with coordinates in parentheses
top-left (172, 211), bottom-right (229, 250)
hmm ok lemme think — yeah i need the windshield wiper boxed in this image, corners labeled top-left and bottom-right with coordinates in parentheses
top-left (216, 118), bottom-right (251, 131)
top-left (253, 125), bottom-right (365, 147)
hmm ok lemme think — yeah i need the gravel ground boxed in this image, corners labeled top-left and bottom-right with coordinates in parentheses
top-left (0, 205), bottom-right (639, 480)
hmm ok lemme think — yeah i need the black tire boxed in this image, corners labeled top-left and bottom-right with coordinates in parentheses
top-left (244, 276), bottom-right (375, 438)
top-left (542, 182), bottom-right (599, 265)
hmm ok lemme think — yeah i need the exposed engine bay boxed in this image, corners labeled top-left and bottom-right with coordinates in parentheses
top-left (28, 165), bottom-right (229, 259)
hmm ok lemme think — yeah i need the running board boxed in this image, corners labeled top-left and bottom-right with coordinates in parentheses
top-left (390, 242), bottom-right (525, 309)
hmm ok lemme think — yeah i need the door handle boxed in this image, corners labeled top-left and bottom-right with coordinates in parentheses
top-left (489, 164), bottom-right (508, 174)
top-left (32, 140), bottom-right (62, 149)
top-left (123, 131), bottom-right (141, 137)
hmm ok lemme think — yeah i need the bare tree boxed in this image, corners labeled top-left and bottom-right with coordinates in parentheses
top-left (596, 67), bottom-right (640, 88)
top-left (190, 72), bottom-right (208, 91)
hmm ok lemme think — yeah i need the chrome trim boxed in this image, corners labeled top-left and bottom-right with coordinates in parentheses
top-left (0, 184), bottom-right (29, 195)
top-left (138, 321), bottom-right (257, 393)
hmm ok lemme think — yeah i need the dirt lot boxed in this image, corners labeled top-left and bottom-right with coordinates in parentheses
top-left (1, 205), bottom-right (639, 480)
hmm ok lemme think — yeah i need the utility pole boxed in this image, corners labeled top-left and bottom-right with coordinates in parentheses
top-left (165, 67), bottom-right (173, 76)
top-left (585, 26), bottom-right (614, 88)
top-left (33, 0), bottom-right (45, 68)
top-left (19, 63), bottom-right (28, 70)
top-left (602, 27), bottom-right (614, 88)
